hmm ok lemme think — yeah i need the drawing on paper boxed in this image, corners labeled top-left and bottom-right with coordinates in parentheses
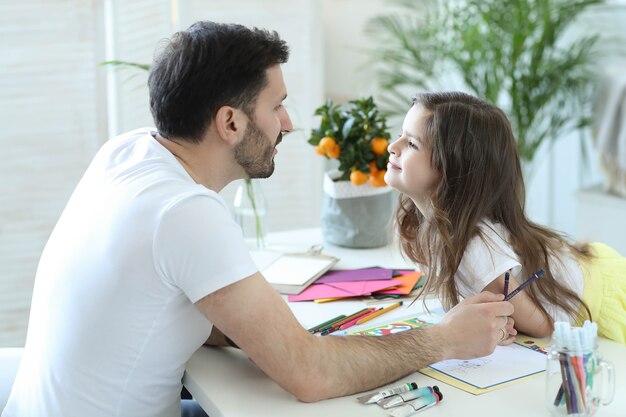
top-left (432, 358), bottom-right (491, 376)
top-left (347, 317), bottom-right (431, 336)
top-left (428, 343), bottom-right (547, 389)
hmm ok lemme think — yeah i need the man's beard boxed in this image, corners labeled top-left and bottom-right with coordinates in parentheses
top-left (233, 118), bottom-right (282, 179)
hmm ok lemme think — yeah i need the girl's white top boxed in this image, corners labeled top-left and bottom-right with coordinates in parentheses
top-left (454, 220), bottom-right (584, 322)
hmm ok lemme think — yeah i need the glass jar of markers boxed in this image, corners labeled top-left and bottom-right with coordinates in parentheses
top-left (545, 322), bottom-right (614, 417)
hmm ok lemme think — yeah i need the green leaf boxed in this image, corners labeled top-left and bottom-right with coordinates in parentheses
top-left (365, 0), bottom-right (626, 164)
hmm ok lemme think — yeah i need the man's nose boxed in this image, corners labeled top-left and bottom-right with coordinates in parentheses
top-left (281, 109), bottom-right (293, 133)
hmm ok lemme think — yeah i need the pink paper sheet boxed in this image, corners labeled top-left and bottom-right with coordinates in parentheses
top-left (288, 279), bottom-right (402, 302)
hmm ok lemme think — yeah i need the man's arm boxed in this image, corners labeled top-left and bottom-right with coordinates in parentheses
top-left (195, 272), bottom-right (513, 403)
top-left (204, 326), bottom-right (231, 347)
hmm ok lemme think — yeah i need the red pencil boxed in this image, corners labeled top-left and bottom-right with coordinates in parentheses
top-left (339, 308), bottom-right (382, 330)
top-left (320, 308), bottom-right (375, 335)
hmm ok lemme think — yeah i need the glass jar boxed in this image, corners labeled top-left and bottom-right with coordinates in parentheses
top-left (545, 342), bottom-right (614, 416)
top-left (233, 179), bottom-right (268, 249)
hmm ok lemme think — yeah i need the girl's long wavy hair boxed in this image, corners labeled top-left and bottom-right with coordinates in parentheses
top-left (396, 91), bottom-right (591, 323)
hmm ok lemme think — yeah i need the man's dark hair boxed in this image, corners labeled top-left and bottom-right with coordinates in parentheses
top-left (148, 21), bottom-right (289, 143)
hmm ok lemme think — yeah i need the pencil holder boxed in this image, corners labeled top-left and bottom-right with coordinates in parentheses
top-left (545, 342), bottom-right (614, 416)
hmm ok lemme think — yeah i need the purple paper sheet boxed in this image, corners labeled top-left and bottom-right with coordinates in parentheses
top-left (315, 267), bottom-right (394, 283)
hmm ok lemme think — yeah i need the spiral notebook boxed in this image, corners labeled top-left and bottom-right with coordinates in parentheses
top-left (250, 250), bottom-right (339, 295)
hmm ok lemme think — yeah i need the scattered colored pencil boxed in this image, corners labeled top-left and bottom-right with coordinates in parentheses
top-left (355, 301), bottom-right (403, 325)
top-left (307, 314), bottom-right (346, 333)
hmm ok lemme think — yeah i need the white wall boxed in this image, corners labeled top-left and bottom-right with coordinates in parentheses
top-left (0, 0), bottom-right (108, 347)
top-left (179, 0), bottom-right (326, 233)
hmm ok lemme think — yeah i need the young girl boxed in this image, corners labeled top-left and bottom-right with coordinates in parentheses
top-left (385, 91), bottom-right (626, 344)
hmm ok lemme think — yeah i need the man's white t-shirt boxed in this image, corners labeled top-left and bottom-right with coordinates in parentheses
top-left (454, 221), bottom-right (584, 322)
top-left (3, 129), bottom-right (258, 417)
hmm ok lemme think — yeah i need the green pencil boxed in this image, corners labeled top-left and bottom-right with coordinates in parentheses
top-left (308, 314), bottom-right (346, 333)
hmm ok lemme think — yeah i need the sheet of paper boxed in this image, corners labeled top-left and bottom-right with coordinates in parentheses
top-left (249, 250), bottom-right (283, 270)
top-left (428, 343), bottom-right (547, 389)
top-left (315, 267), bottom-right (394, 283)
top-left (376, 272), bottom-right (422, 295)
top-left (262, 256), bottom-right (336, 285)
top-left (287, 279), bottom-right (402, 302)
top-left (337, 308), bottom-right (445, 336)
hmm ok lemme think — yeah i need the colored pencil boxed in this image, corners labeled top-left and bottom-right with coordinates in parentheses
top-left (504, 269), bottom-right (544, 301)
top-left (307, 314), bottom-right (346, 333)
top-left (320, 308), bottom-right (375, 335)
top-left (503, 271), bottom-right (510, 297)
top-left (318, 309), bottom-right (368, 333)
top-left (355, 301), bottom-right (403, 325)
top-left (338, 309), bottom-right (382, 330)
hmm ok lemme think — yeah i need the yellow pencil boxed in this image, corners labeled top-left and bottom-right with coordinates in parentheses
top-left (355, 301), bottom-right (403, 325)
top-left (313, 297), bottom-right (346, 303)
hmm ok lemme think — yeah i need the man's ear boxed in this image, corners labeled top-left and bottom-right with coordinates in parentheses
top-left (214, 106), bottom-right (246, 145)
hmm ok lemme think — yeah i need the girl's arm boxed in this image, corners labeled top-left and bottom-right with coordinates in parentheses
top-left (482, 273), bottom-right (553, 338)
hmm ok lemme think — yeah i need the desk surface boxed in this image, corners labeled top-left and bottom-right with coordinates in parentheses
top-left (184, 229), bottom-right (626, 417)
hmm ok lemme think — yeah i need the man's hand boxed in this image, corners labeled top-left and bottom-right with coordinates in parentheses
top-left (436, 291), bottom-right (514, 360)
top-left (498, 316), bottom-right (517, 346)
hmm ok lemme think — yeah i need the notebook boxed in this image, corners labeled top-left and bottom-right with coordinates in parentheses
top-left (250, 250), bottom-right (339, 295)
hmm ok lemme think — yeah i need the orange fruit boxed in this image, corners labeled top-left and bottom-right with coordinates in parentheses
top-left (350, 170), bottom-right (369, 186)
top-left (368, 161), bottom-right (379, 173)
top-left (370, 137), bottom-right (388, 156)
top-left (314, 145), bottom-right (326, 156)
top-left (326, 144), bottom-right (341, 159)
top-left (369, 170), bottom-right (387, 187)
top-left (319, 136), bottom-right (337, 152)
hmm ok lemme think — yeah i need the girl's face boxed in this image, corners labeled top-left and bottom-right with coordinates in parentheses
top-left (385, 104), bottom-right (440, 211)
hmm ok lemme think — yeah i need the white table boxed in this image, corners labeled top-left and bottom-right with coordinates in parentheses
top-left (184, 229), bottom-right (626, 417)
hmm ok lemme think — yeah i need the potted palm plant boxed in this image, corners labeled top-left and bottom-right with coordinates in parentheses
top-left (366, 0), bottom-right (620, 168)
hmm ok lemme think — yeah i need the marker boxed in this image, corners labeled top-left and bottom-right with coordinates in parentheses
top-left (503, 271), bottom-right (510, 297)
top-left (503, 269), bottom-right (544, 301)
top-left (356, 301), bottom-right (403, 325)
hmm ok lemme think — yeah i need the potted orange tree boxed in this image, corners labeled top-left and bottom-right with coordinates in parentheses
top-left (309, 96), bottom-right (390, 186)
top-left (308, 96), bottom-right (395, 248)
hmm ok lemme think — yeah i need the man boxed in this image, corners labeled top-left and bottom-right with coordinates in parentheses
top-left (3, 21), bottom-right (515, 417)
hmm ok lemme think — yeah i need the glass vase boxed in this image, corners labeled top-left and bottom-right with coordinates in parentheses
top-left (545, 341), bottom-right (614, 416)
top-left (233, 179), bottom-right (268, 249)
